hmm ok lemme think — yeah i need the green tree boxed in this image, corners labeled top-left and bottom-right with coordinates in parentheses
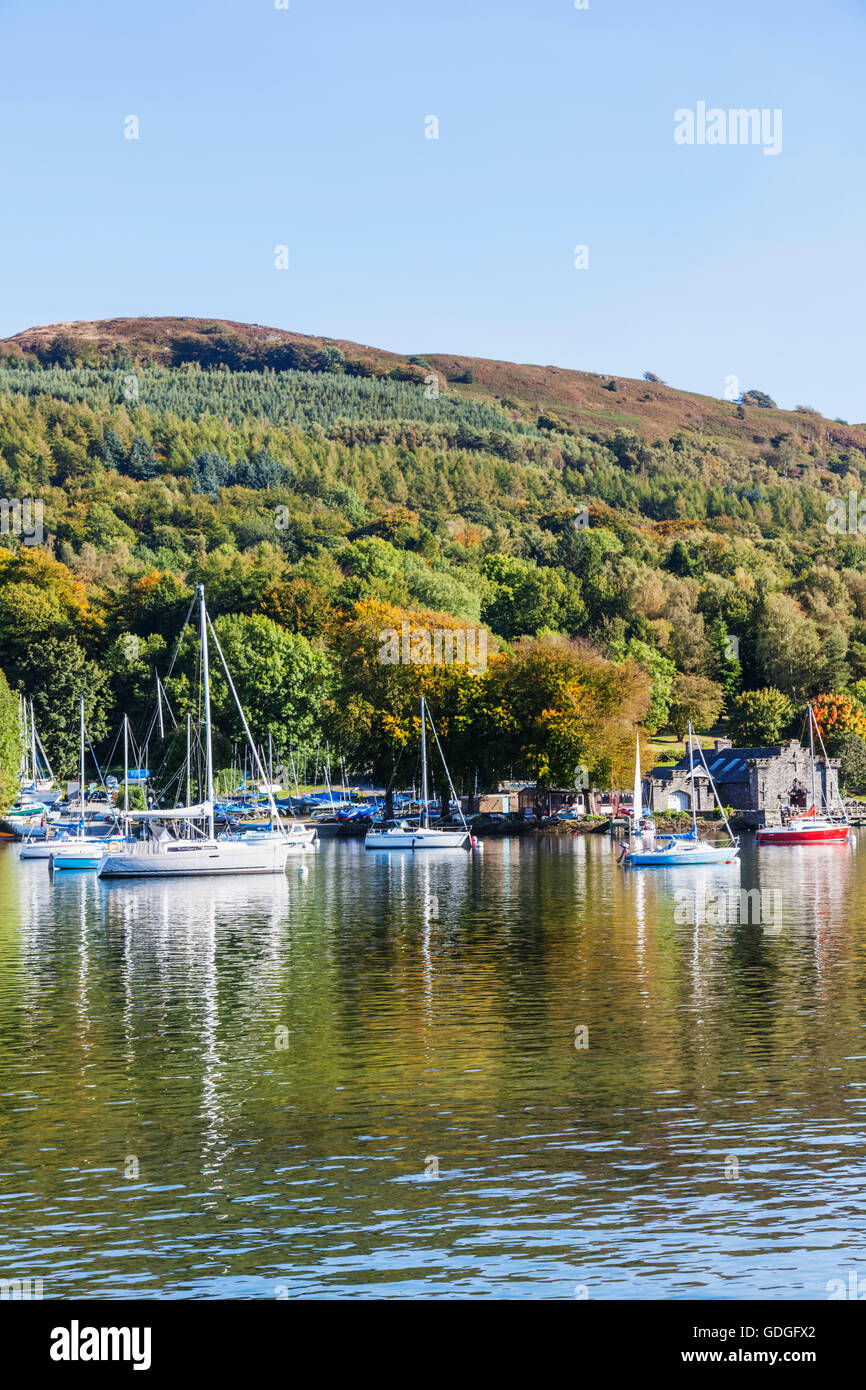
top-left (101, 428), bottom-right (127, 471)
top-left (667, 674), bottom-right (725, 737)
top-left (0, 667), bottom-right (22, 812)
top-left (728, 687), bottom-right (794, 745)
top-left (16, 638), bottom-right (109, 777)
top-left (125, 434), bottom-right (160, 480)
top-left (837, 734), bottom-right (866, 793)
top-left (755, 593), bottom-right (823, 699)
top-left (481, 553), bottom-right (585, 638)
top-left (206, 613), bottom-right (331, 752)
top-left (709, 618), bottom-right (742, 704)
top-left (621, 638), bottom-right (675, 736)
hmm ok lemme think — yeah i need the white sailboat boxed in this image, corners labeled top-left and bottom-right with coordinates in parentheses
top-left (365, 696), bottom-right (473, 850)
top-left (18, 697), bottom-right (58, 802)
top-left (21, 700), bottom-right (130, 860)
top-left (98, 585), bottom-right (294, 879)
top-left (620, 724), bottom-right (739, 866)
top-left (629, 731), bottom-right (655, 839)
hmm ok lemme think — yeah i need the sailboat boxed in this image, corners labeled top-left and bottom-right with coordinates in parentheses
top-left (49, 714), bottom-right (139, 870)
top-left (19, 698), bottom-right (58, 802)
top-left (627, 731), bottom-right (656, 838)
top-left (620, 724), bottom-right (739, 866)
top-left (20, 701), bottom-right (131, 861)
top-left (757, 704), bottom-right (850, 845)
top-left (365, 696), bottom-right (473, 850)
top-left (98, 585), bottom-right (294, 878)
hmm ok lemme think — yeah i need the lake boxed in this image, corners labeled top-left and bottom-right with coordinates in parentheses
top-left (1, 831), bottom-right (864, 1299)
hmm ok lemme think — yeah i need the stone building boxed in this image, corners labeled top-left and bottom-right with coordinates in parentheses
top-left (647, 738), bottom-right (842, 823)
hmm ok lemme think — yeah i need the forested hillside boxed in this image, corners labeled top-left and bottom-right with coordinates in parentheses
top-left (2, 317), bottom-right (866, 796)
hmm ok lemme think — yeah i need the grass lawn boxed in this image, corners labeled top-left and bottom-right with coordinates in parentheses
top-left (648, 732), bottom-right (717, 765)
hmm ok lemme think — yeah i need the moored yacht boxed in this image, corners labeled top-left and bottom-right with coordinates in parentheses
top-left (620, 725), bottom-right (740, 866)
top-left (757, 705), bottom-right (849, 845)
top-left (22, 701), bottom-right (132, 861)
top-left (98, 585), bottom-right (294, 879)
top-left (365, 697), bottom-right (473, 851)
top-left (366, 819), bottom-right (472, 850)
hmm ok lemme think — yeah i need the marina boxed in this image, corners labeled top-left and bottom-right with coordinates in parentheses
top-left (1, 0), bottom-right (863, 1337)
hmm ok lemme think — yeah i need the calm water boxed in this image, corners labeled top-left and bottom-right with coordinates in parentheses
top-left (1, 831), bottom-right (865, 1300)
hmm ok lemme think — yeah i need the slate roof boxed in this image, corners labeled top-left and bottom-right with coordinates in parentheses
top-left (650, 745), bottom-right (785, 785)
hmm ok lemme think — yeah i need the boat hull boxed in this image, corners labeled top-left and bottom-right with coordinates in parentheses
top-left (623, 845), bottom-right (740, 866)
top-left (98, 840), bottom-right (293, 878)
top-left (50, 852), bottom-right (104, 871)
top-left (20, 840), bottom-right (74, 860)
top-left (757, 825), bottom-right (849, 844)
top-left (21, 835), bottom-right (120, 861)
top-left (365, 827), bottom-right (472, 850)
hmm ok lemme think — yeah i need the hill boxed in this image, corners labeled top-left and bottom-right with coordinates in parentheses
top-left (1, 314), bottom-right (866, 798)
top-left (4, 315), bottom-right (865, 460)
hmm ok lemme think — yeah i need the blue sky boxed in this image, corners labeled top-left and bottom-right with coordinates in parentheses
top-left (1, 0), bottom-right (864, 420)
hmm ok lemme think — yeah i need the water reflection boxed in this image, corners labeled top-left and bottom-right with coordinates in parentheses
top-left (0, 833), bottom-right (865, 1298)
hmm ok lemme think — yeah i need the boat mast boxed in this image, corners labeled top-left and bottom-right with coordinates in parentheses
top-left (688, 724), bottom-right (697, 835)
top-left (199, 585), bottom-right (216, 841)
top-left (34, 720), bottom-right (54, 784)
top-left (20, 697), bottom-right (29, 782)
top-left (693, 738), bottom-right (738, 846)
top-left (420, 696), bottom-right (429, 828)
top-left (810, 709), bottom-right (847, 823)
top-left (123, 714), bottom-right (129, 823)
top-left (808, 704), bottom-right (817, 810)
top-left (79, 697), bottom-right (85, 831)
top-left (186, 712), bottom-right (192, 838)
top-left (204, 613), bottom-right (286, 836)
top-left (425, 703), bottom-right (471, 832)
top-left (30, 700), bottom-right (37, 784)
top-left (156, 675), bottom-right (165, 740)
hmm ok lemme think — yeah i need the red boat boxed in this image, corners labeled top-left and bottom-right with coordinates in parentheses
top-left (757, 705), bottom-right (850, 845)
top-left (757, 812), bottom-right (850, 845)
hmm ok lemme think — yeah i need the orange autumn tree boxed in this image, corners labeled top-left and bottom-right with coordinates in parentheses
top-left (0, 545), bottom-right (97, 637)
top-left (485, 635), bottom-right (652, 805)
top-left (328, 607), bottom-right (651, 811)
top-left (326, 599), bottom-right (496, 810)
top-left (812, 692), bottom-right (866, 749)
top-left (0, 547), bottom-right (107, 775)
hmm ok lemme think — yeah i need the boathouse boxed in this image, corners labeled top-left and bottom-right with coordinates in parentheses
top-left (647, 738), bottom-right (842, 823)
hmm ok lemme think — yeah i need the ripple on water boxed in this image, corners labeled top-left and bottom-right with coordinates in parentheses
top-left (1, 834), bottom-right (866, 1296)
